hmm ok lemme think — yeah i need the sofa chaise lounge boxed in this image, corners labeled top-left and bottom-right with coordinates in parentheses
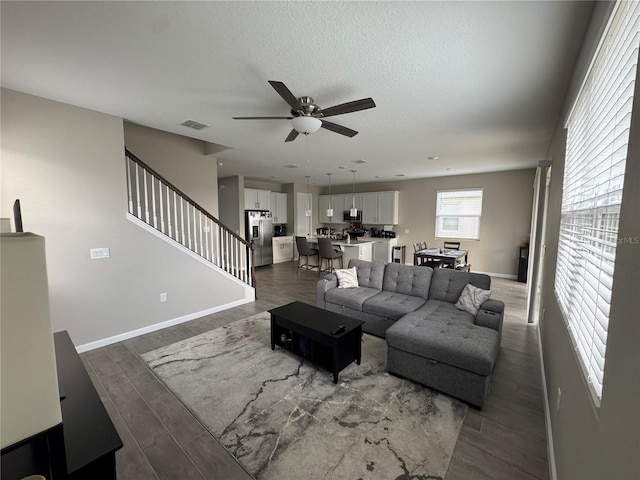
top-left (317, 259), bottom-right (504, 408)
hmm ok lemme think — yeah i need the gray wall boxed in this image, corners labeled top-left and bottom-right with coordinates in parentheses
top-left (218, 176), bottom-right (243, 235)
top-left (538, 2), bottom-right (640, 478)
top-left (124, 122), bottom-right (219, 217)
top-left (1, 89), bottom-right (247, 348)
top-left (325, 169), bottom-right (536, 276)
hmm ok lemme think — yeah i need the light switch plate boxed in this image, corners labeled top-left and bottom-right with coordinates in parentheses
top-left (90, 247), bottom-right (110, 259)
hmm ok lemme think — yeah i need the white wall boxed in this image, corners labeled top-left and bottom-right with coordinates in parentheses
top-left (1, 89), bottom-right (248, 348)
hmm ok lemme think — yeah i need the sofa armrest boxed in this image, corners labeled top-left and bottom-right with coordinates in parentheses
top-left (480, 299), bottom-right (504, 314)
top-left (317, 274), bottom-right (338, 309)
top-left (475, 299), bottom-right (505, 334)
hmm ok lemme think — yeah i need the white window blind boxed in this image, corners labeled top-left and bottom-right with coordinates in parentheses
top-left (435, 189), bottom-right (483, 240)
top-left (555, 0), bottom-right (639, 403)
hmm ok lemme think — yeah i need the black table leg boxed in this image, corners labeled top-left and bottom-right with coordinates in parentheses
top-left (270, 315), bottom-right (276, 350)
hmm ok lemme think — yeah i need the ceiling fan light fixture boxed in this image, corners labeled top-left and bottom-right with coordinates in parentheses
top-left (291, 116), bottom-right (322, 134)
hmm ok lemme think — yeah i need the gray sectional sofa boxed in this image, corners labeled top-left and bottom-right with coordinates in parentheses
top-left (317, 259), bottom-right (504, 408)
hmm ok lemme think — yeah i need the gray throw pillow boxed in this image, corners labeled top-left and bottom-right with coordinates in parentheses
top-left (455, 283), bottom-right (491, 316)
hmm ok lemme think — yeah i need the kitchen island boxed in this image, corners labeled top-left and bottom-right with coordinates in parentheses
top-left (308, 237), bottom-right (373, 267)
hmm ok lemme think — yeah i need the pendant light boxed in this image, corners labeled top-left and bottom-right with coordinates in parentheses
top-left (305, 175), bottom-right (311, 217)
top-left (350, 169), bottom-right (358, 217)
top-left (326, 173), bottom-right (333, 218)
top-left (304, 134), bottom-right (312, 217)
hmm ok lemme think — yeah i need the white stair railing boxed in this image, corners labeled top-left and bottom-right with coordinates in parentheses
top-left (125, 149), bottom-right (255, 287)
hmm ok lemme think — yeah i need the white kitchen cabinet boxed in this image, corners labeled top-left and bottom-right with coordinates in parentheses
top-left (344, 193), bottom-right (363, 213)
top-left (362, 193), bottom-right (378, 224)
top-left (244, 188), bottom-right (271, 210)
top-left (361, 191), bottom-right (399, 225)
top-left (270, 192), bottom-right (288, 224)
top-left (319, 194), bottom-right (346, 223)
top-left (272, 235), bottom-right (294, 263)
top-left (372, 238), bottom-right (398, 263)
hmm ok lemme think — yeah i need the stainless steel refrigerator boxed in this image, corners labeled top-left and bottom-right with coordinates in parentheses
top-left (245, 210), bottom-right (273, 266)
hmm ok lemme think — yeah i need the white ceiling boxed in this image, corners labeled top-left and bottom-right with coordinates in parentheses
top-left (1, 1), bottom-right (594, 187)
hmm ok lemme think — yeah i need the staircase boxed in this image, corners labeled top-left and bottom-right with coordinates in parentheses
top-left (125, 149), bottom-right (255, 288)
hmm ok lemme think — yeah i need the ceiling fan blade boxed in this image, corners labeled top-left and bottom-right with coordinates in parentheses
top-left (232, 116), bottom-right (293, 120)
top-left (319, 98), bottom-right (376, 118)
top-left (268, 81), bottom-right (302, 111)
top-left (284, 129), bottom-right (300, 142)
top-left (321, 120), bottom-right (358, 138)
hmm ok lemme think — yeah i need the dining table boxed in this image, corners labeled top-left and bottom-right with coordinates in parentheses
top-left (413, 248), bottom-right (469, 269)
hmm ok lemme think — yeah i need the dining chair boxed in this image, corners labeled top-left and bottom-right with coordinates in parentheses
top-left (443, 241), bottom-right (461, 250)
top-left (318, 237), bottom-right (344, 275)
top-left (295, 236), bottom-right (319, 271)
top-left (414, 242), bottom-right (428, 266)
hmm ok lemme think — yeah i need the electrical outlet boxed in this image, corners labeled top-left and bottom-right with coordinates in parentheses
top-left (404, 229), bottom-right (410, 234)
top-left (160, 293), bottom-right (167, 303)
top-left (556, 387), bottom-right (562, 412)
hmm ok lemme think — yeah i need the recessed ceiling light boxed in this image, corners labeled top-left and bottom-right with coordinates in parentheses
top-left (427, 156), bottom-right (440, 160)
top-left (284, 164), bottom-right (300, 168)
top-left (352, 159), bottom-right (368, 164)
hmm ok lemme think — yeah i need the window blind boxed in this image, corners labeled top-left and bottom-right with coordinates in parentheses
top-left (555, 0), bottom-right (639, 403)
top-left (435, 189), bottom-right (483, 240)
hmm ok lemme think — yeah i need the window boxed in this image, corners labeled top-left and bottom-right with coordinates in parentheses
top-left (555, 0), bottom-right (639, 404)
top-left (435, 189), bottom-right (483, 240)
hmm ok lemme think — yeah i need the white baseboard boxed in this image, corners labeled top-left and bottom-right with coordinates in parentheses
top-left (75, 297), bottom-right (253, 353)
top-left (537, 325), bottom-right (558, 480)
top-left (472, 270), bottom-right (518, 280)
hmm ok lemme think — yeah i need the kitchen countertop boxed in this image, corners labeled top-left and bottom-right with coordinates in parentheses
top-left (308, 237), bottom-right (374, 247)
top-left (331, 240), bottom-right (374, 246)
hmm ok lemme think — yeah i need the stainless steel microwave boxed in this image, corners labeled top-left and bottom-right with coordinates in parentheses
top-left (343, 210), bottom-right (362, 222)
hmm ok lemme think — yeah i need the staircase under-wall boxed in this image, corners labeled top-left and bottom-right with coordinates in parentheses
top-left (124, 148), bottom-right (255, 289)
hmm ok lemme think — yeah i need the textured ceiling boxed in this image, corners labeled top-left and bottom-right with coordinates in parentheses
top-left (1, 1), bottom-right (594, 187)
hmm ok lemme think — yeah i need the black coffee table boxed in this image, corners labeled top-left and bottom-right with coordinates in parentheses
top-left (268, 301), bottom-right (365, 383)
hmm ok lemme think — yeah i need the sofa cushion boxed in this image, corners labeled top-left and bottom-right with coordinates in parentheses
top-left (386, 314), bottom-right (499, 376)
top-left (348, 259), bottom-right (385, 290)
top-left (429, 268), bottom-right (491, 303)
top-left (325, 286), bottom-right (380, 311)
top-left (362, 291), bottom-right (427, 320)
top-left (408, 299), bottom-right (475, 327)
top-left (382, 263), bottom-right (433, 300)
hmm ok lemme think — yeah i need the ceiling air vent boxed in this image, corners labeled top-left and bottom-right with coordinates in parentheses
top-left (180, 119), bottom-right (210, 130)
top-left (284, 164), bottom-right (300, 169)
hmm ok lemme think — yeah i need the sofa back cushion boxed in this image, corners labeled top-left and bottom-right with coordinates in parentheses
top-left (348, 259), bottom-right (385, 290)
top-left (382, 263), bottom-right (433, 300)
top-left (429, 268), bottom-right (491, 303)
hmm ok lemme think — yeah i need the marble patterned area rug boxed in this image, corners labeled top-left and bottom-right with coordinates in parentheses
top-left (141, 312), bottom-right (467, 480)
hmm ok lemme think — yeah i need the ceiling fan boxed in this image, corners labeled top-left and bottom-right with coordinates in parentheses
top-left (233, 81), bottom-right (376, 142)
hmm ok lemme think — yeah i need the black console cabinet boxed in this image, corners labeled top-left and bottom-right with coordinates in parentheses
top-left (518, 245), bottom-right (529, 283)
top-left (54, 331), bottom-right (123, 479)
top-left (1, 331), bottom-right (122, 480)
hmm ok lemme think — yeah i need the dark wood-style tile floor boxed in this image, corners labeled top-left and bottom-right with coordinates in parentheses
top-left (79, 261), bottom-right (548, 480)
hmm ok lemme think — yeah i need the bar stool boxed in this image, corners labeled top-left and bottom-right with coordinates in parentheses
top-left (295, 236), bottom-right (318, 271)
top-left (318, 237), bottom-right (344, 275)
